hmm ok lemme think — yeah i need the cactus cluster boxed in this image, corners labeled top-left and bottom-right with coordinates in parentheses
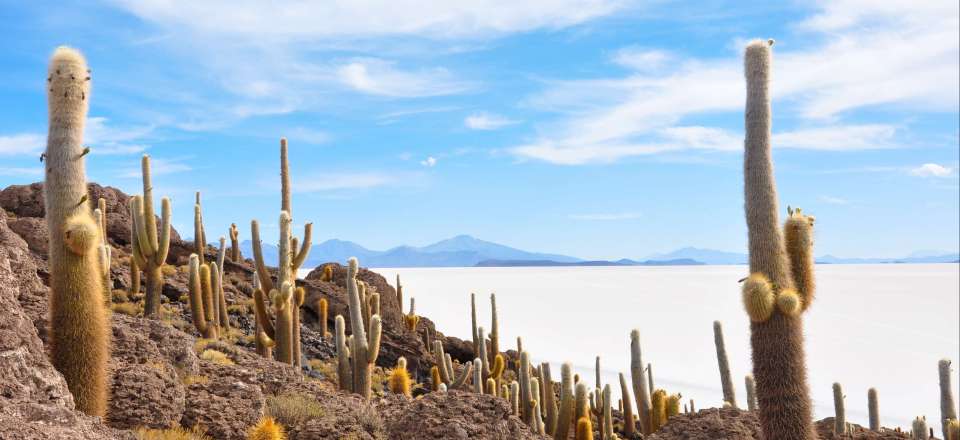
top-left (250, 138), bottom-right (312, 366)
top-left (334, 257), bottom-right (383, 399)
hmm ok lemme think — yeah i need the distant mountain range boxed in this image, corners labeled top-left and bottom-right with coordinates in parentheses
top-left (238, 235), bottom-right (959, 268)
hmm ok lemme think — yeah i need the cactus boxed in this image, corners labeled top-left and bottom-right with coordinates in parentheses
top-left (93, 198), bottom-right (111, 303)
top-left (430, 366), bottom-right (442, 392)
top-left (510, 381), bottom-right (520, 415)
top-left (619, 373), bottom-right (636, 435)
top-left (833, 383), bottom-right (846, 434)
top-left (470, 293), bottom-right (480, 356)
top-left (576, 416), bottom-right (594, 440)
top-left (194, 193), bottom-right (206, 264)
top-left (334, 315), bottom-right (352, 390)
top-left (186, 255), bottom-right (217, 339)
top-left (129, 155), bottom-right (172, 317)
top-left (388, 357), bottom-right (412, 398)
top-left (473, 357), bottom-right (484, 394)
top-left (650, 389), bottom-right (667, 432)
top-left (947, 419), bottom-right (960, 440)
top-left (342, 258), bottom-right (381, 399)
top-left (602, 384), bottom-right (615, 440)
top-left (746, 375), bottom-right (758, 412)
top-left (867, 387), bottom-right (879, 431)
top-left (486, 378), bottom-right (497, 395)
top-left (647, 362), bottom-right (655, 396)
top-left (43, 46), bottom-right (109, 416)
top-left (518, 351), bottom-right (533, 423)
top-left (913, 417), bottom-right (929, 440)
top-left (741, 39), bottom-right (817, 440)
top-left (395, 274), bottom-right (403, 314)
top-left (229, 223), bottom-right (240, 262)
top-left (540, 363), bottom-right (558, 435)
top-left (432, 340), bottom-right (472, 390)
top-left (489, 293), bottom-right (499, 363)
top-left (248, 416), bottom-right (286, 440)
top-left (630, 329), bottom-right (653, 434)
top-left (941, 359), bottom-right (958, 439)
top-left (405, 297), bottom-right (419, 332)
top-left (554, 362), bottom-right (575, 440)
top-left (588, 386), bottom-right (603, 440)
top-left (317, 297), bottom-right (329, 339)
top-left (666, 393), bottom-right (681, 418)
top-left (216, 237), bottom-right (229, 329)
top-left (530, 377), bottom-right (544, 432)
top-left (713, 321), bottom-right (737, 408)
top-left (576, 382), bottom-right (589, 424)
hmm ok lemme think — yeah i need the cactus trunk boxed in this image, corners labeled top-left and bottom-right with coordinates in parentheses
top-left (631, 329), bottom-right (652, 434)
top-left (940, 359), bottom-right (957, 439)
top-left (714, 321), bottom-right (738, 408)
top-left (868, 388), bottom-right (879, 431)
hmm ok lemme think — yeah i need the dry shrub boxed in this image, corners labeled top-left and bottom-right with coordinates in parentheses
top-left (134, 426), bottom-right (211, 440)
top-left (265, 392), bottom-right (325, 426)
top-left (199, 349), bottom-right (234, 365)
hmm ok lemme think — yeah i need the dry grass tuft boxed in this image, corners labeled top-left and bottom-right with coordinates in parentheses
top-left (199, 349), bottom-right (234, 365)
top-left (111, 301), bottom-right (141, 316)
top-left (134, 426), bottom-right (212, 440)
top-left (181, 375), bottom-right (209, 386)
top-left (265, 392), bottom-right (325, 426)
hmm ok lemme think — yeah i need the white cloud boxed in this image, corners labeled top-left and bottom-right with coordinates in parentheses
top-left (909, 163), bottom-right (955, 178)
top-left (337, 58), bottom-right (473, 97)
top-left (773, 125), bottom-right (897, 151)
top-left (0, 133), bottom-right (44, 156)
top-left (109, 0), bottom-right (625, 39)
top-left (510, 1), bottom-right (958, 164)
top-left (420, 157), bottom-right (437, 167)
top-left (294, 172), bottom-right (395, 192)
top-left (465, 112), bottom-right (519, 130)
top-left (569, 212), bottom-right (642, 220)
top-left (819, 195), bottom-right (849, 205)
top-left (285, 127), bottom-right (331, 145)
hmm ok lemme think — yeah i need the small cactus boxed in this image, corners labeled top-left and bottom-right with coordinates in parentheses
top-left (745, 375), bottom-right (758, 412)
top-left (575, 416), bottom-right (593, 440)
top-left (913, 416), bottom-right (929, 440)
top-left (630, 329), bottom-right (652, 434)
top-left (228, 222), bottom-right (240, 262)
top-left (650, 389), bottom-right (667, 432)
top-left (388, 357), bottom-right (412, 398)
top-left (714, 321), bottom-right (737, 408)
top-left (343, 258), bottom-right (381, 399)
top-left (248, 417), bottom-right (286, 440)
top-left (833, 383), bottom-right (846, 434)
top-left (317, 297), bottom-right (329, 339)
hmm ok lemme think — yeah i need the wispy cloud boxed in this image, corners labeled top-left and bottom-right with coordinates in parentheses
top-left (420, 156), bottom-right (437, 167)
top-left (819, 195), bottom-right (849, 205)
top-left (294, 172), bottom-right (396, 192)
top-left (0, 133), bottom-right (44, 156)
top-left (909, 163), bottom-right (955, 178)
top-left (509, 1), bottom-right (958, 164)
top-left (337, 58), bottom-right (473, 98)
top-left (569, 212), bottom-right (642, 220)
top-left (465, 112), bottom-right (520, 130)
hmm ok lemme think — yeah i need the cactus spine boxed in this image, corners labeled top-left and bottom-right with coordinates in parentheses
top-left (713, 321), bottom-right (737, 408)
top-left (630, 329), bottom-right (652, 434)
top-left (343, 257), bottom-right (381, 399)
top-left (619, 372), bottom-right (636, 436)
top-left (650, 389), bottom-right (667, 432)
top-left (746, 375), bottom-right (758, 412)
top-left (554, 362), bottom-right (575, 440)
top-left (248, 417), bottom-right (285, 440)
top-left (44, 46), bottom-right (109, 416)
top-left (575, 416), bottom-right (593, 440)
top-left (129, 155), bottom-right (172, 317)
top-left (868, 387), bottom-right (879, 431)
top-left (228, 223), bottom-right (240, 262)
top-left (742, 39), bottom-right (817, 440)
top-left (941, 359), bottom-right (958, 439)
top-left (388, 357), bottom-right (412, 398)
top-left (833, 382), bottom-right (846, 434)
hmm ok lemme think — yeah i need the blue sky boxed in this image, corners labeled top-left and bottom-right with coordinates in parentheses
top-left (1, 0), bottom-right (957, 260)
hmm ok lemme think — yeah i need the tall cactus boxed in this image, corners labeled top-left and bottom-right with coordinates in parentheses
top-left (833, 383), bottom-right (846, 434)
top-left (345, 257), bottom-right (382, 399)
top-left (868, 387), bottom-right (879, 431)
top-left (489, 293), bottom-right (500, 363)
top-left (194, 192), bottom-right (206, 264)
top-left (602, 384), bottom-right (615, 440)
top-left (741, 39), bottom-right (817, 440)
top-left (913, 417), bottom-right (929, 440)
top-left (941, 359), bottom-right (957, 439)
top-left (129, 155), bottom-right (172, 317)
top-left (44, 46), bottom-right (109, 417)
top-left (186, 254), bottom-right (218, 339)
top-left (216, 237), bottom-right (229, 329)
top-left (619, 372), bottom-right (636, 436)
top-left (541, 363), bottom-right (558, 435)
top-left (554, 362), bottom-right (575, 440)
top-left (228, 222), bottom-right (240, 262)
top-left (714, 321), bottom-right (738, 408)
top-left (432, 340), bottom-right (472, 390)
top-left (746, 375), bottom-right (758, 412)
top-left (630, 329), bottom-right (652, 434)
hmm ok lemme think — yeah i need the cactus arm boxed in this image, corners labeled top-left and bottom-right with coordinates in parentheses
top-left (253, 287), bottom-right (276, 339)
top-left (277, 211), bottom-right (292, 285)
top-left (291, 222), bottom-right (312, 271)
top-left (130, 196), bottom-right (153, 259)
top-left (478, 327), bottom-right (490, 379)
top-left (140, 155), bottom-right (159, 254)
top-left (784, 208), bottom-right (816, 311)
top-left (335, 315), bottom-right (353, 391)
top-left (519, 351), bottom-right (532, 423)
top-left (128, 199), bottom-right (148, 269)
top-left (367, 314), bottom-right (381, 363)
top-left (193, 203), bottom-right (205, 264)
top-left (186, 255), bottom-right (209, 336)
top-left (249, 219), bottom-right (275, 294)
top-left (470, 293), bottom-right (479, 356)
top-left (940, 359), bottom-right (957, 438)
top-left (154, 197), bottom-right (171, 266)
top-left (280, 137), bottom-right (291, 214)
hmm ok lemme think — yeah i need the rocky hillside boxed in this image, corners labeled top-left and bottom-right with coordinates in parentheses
top-left (0, 182), bottom-right (912, 440)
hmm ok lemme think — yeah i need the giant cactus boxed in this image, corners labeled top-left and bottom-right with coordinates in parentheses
top-left (540, 363), bottom-right (558, 435)
top-left (44, 46), bottom-right (109, 416)
top-left (129, 155), bottom-right (172, 317)
top-left (941, 359), bottom-right (957, 439)
top-left (630, 329), bottom-right (652, 434)
top-left (741, 39), bottom-right (817, 440)
top-left (554, 362), bottom-right (575, 440)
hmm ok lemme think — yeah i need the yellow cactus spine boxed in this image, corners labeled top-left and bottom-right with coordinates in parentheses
top-left (575, 416), bottom-right (594, 440)
top-left (868, 387), bottom-right (879, 431)
top-left (713, 321), bottom-right (737, 408)
top-left (742, 39), bottom-right (817, 440)
top-left (44, 46), bottom-right (109, 416)
top-left (229, 222), bottom-right (240, 262)
top-left (947, 419), bottom-right (959, 440)
top-left (248, 417), bottom-right (286, 440)
top-left (666, 393), bottom-right (681, 418)
top-left (630, 329), bottom-right (652, 434)
top-left (554, 362), bottom-right (575, 440)
top-left (129, 154), bottom-right (172, 317)
top-left (388, 357), bottom-right (412, 398)
top-left (405, 297), bottom-right (419, 332)
top-left (650, 389), bottom-right (667, 432)
top-left (430, 365), bottom-right (442, 392)
top-left (317, 297), bottom-right (329, 339)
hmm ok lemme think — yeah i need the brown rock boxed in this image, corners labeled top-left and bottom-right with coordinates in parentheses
top-left (181, 375), bottom-right (265, 440)
top-left (108, 361), bottom-right (185, 430)
top-left (384, 390), bottom-right (546, 439)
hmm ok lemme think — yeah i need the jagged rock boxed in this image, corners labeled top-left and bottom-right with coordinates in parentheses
top-left (180, 374), bottom-right (265, 440)
top-left (382, 390), bottom-right (546, 439)
top-left (0, 211), bottom-right (132, 439)
top-left (108, 362), bottom-right (185, 430)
